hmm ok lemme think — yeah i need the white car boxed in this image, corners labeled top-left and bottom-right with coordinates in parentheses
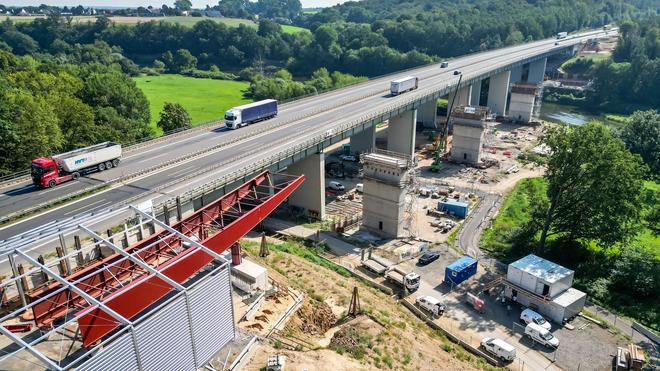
top-left (416, 295), bottom-right (446, 317)
top-left (520, 308), bottom-right (551, 331)
top-left (328, 181), bottom-right (345, 191)
top-left (340, 155), bottom-right (358, 162)
top-left (481, 337), bottom-right (516, 361)
top-left (525, 323), bottom-right (559, 348)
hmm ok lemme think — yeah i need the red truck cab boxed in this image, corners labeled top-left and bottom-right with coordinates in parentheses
top-left (31, 157), bottom-right (74, 188)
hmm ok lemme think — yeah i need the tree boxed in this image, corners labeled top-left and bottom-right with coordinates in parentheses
top-left (1, 30), bottom-right (38, 55)
top-left (537, 122), bottom-right (646, 251)
top-left (620, 110), bottom-right (660, 177)
top-left (174, 0), bottom-right (192, 11)
top-left (163, 49), bottom-right (197, 73)
top-left (157, 102), bottom-right (192, 132)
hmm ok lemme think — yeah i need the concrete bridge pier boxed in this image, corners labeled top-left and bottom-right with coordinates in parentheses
top-left (448, 85), bottom-right (472, 108)
top-left (350, 124), bottom-right (376, 154)
top-left (470, 80), bottom-right (482, 106)
top-left (287, 152), bottom-right (325, 219)
top-left (417, 100), bottom-right (438, 128)
top-left (528, 58), bottom-right (547, 83)
top-left (510, 66), bottom-right (524, 85)
top-left (487, 70), bottom-right (511, 116)
top-left (387, 109), bottom-right (417, 157)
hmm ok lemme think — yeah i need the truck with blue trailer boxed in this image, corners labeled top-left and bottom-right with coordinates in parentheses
top-left (444, 256), bottom-right (478, 286)
top-left (225, 99), bottom-right (278, 129)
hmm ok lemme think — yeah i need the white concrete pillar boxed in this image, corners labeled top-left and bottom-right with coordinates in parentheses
top-left (487, 71), bottom-right (511, 116)
top-left (287, 152), bottom-right (325, 219)
top-left (417, 100), bottom-right (437, 128)
top-left (448, 86), bottom-right (472, 108)
top-left (387, 109), bottom-right (417, 157)
top-left (470, 80), bottom-right (482, 106)
top-left (510, 66), bottom-right (524, 85)
top-left (528, 58), bottom-right (547, 83)
top-left (350, 125), bottom-right (375, 154)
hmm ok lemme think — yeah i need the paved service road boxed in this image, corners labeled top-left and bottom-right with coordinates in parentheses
top-left (0, 30), bottom-right (612, 241)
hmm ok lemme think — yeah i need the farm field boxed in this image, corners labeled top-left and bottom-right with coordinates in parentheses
top-left (1, 15), bottom-right (308, 32)
top-left (133, 74), bottom-right (250, 134)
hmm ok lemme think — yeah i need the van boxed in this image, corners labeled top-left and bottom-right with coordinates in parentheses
top-left (416, 295), bottom-right (446, 317)
top-left (524, 323), bottom-right (559, 348)
top-left (440, 61), bottom-right (449, 68)
top-left (520, 308), bottom-right (551, 330)
top-left (328, 181), bottom-right (345, 191)
top-left (355, 183), bottom-right (364, 193)
top-left (480, 337), bottom-right (516, 362)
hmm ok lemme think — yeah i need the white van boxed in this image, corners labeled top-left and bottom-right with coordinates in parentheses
top-left (524, 323), bottom-right (559, 348)
top-left (416, 295), bottom-right (446, 317)
top-left (520, 308), bottom-right (551, 330)
top-left (355, 183), bottom-right (364, 193)
top-left (328, 181), bottom-right (345, 191)
top-left (480, 337), bottom-right (516, 362)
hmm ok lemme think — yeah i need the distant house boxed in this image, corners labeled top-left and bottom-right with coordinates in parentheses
top-left (18, 9), bottom-right (30, 16)
top-left (204, 10), bottom-right (222, 17)
top-left (181, 10), bottom-right (191, 16)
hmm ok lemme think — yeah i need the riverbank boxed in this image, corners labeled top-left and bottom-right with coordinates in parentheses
top-left (539, 101), bottom-right (627, 128)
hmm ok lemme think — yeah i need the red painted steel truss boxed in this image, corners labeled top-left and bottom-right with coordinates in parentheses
top-left (26, 171), bottom-right (304, 346)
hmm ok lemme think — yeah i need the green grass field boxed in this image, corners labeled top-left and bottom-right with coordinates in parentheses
top-left (1, 15), bottom-right (308, 32)
top-left (133, 74), bottom-right (250, 134)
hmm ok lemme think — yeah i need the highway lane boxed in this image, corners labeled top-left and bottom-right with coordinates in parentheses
top-left (0, 30), bottom-right (610, 240)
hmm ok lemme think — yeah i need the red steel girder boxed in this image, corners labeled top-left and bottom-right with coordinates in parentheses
top-left (26, 172), bottom-right (303, 342)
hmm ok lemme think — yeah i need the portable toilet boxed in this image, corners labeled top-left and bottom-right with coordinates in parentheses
top-left (444, 256), bottom-right (478, 286)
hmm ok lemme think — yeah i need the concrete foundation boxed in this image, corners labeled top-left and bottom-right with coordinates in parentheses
top-left (387, 110), bottom-right (417, 157)
top-left (417, 100), bottom-right (438, 128)
top-left (487, 71), bottom-right (511, 116)
top-left (350, 124), bottom-right (376, 154)
top-left (287, 152), bottom-right (325, 219)
top-left (508, 84), bottom-right (538, 123)
top-left (361, 152), bottom-right (411, 238)
top-left (528, 58), bottom-right (547, 83)
top-left (450, 106), bottom-right (488, 164)
top-left (510, 66), bottom-right (524, 85)
top-left (470, 80), bottom-right (482, 106)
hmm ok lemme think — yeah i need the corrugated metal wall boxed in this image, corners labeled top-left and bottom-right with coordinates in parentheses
top-left (77, 265), bottom-right (234, 371)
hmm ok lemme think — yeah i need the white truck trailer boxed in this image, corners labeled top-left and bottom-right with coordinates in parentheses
top-left (390, 76), bottom-right (419, 96)
top-left (385, 266), bottom-right (420, 292)
top-left (31, 142), bottom-right (122, 188)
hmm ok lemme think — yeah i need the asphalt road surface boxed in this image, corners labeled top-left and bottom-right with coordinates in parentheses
top-left (0, 30), bottom-right (611, 241)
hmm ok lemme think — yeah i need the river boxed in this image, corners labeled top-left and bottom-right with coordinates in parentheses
top-left (538, 102), bottom-right (623, 127)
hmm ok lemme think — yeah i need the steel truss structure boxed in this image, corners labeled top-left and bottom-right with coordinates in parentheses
top-left (0, 171), bottom-right (304, 370)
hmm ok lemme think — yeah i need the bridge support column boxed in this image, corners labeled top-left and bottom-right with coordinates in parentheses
top-left (387, 109), bottom-right (417, 157)
top-left (417, 100), bottom-right (437, 128)
top-left (510, 66), bottom-right (524, 85)
top-left (287, 152), bottom-right (325, 219)
top-left (470, 80), bottom-right (482, 106)
top-left (350, 125), bottom-right (375, 154)
top-left (528, 58), bottom-right (547, 83)
top-left (487, 70), bottom-right (511, 116)
top-left (448, 85), bottom-right (472, 108)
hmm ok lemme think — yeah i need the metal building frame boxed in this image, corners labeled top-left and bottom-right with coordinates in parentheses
top-left (0, 171), bottom-right (304, 370)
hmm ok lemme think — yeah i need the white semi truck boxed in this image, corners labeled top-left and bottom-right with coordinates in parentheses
top-left (390, 76), bottom-right (419, 96)
top-left (385, 266), bottom-right (420, 292)
top-left (225, 99), bottom-right (278, 129)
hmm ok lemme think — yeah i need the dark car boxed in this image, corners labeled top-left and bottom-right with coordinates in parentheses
top-left (418, 251), bottom-right (441, 265)
top-left (453, 70), bottom-right (461, 75)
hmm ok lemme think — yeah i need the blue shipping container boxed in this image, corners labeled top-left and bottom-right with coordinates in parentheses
top-left (444, 256), bottom-right (478, 286)
top-left (438, 200), bottom-right (469, 218)
top-left (241, 99), bottom-right (278, 124)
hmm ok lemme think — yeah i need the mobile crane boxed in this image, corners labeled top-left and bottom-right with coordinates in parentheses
top-left (430, 72), bottom-right (463, 172)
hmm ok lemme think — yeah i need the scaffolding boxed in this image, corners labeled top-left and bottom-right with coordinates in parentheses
top-left (0, 171), bottom-right (304, 370)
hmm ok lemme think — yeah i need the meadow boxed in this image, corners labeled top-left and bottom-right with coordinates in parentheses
top-left (133, 74), bottom-right (250, 134)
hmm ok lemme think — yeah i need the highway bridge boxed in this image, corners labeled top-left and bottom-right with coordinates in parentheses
top-left (0, 29), bottom-right (612, 242)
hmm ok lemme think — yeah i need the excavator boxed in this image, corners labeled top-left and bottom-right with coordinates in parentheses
top-left (431, 72), bottom-right (463, 172)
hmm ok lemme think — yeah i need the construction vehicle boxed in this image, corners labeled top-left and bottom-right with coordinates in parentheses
top-left (225, 99), bottom-right (278, 129)
top-left (385, 266), bottom-right (420, 292)
top-left (31, 142), bottom-right (122, 188)
top-left (430, 72), bottom-right (463, 172)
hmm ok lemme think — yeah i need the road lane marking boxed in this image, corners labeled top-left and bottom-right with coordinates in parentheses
top-left (63, 199), bottom-right (112, 216)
